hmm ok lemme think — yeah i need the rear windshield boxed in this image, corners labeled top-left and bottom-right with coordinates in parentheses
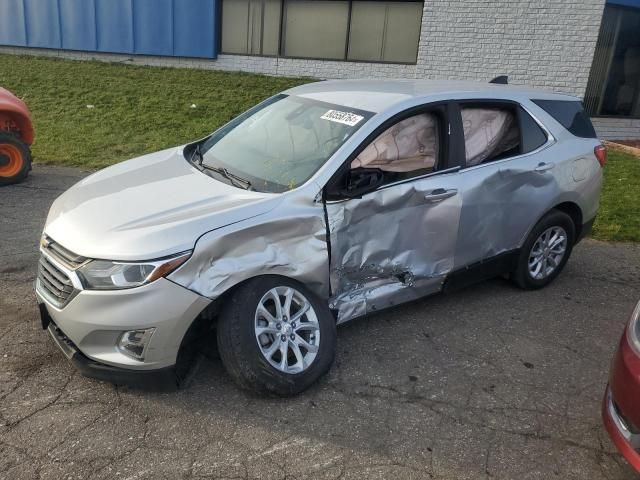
top-left (532, 100), bottom-right (597, 138)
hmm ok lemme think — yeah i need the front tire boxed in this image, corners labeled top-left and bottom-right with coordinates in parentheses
top-left (217, 276), bottom-right (336, 396)
top-left (0, 132), bottom-right (31, 186)
top-left (513, 209), bottom-right (575, 289)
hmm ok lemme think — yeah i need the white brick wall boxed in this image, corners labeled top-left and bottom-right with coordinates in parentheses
top-left (592, 118), bottom-right (640, 140)
top-left (415, 0), bottom-right (606, 97)
top-left (0, 46), bottom-right (418, 80)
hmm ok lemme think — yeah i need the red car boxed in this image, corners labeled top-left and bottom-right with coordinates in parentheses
top-left (0, 86), bottom-right (34, 185)
top-left (603, 299), bottom-right (640, 473)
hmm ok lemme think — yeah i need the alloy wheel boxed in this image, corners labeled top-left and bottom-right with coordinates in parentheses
top-left (254, 286), bottom-right (320, 374)
top-left (528, 226), bottom-right (568, 280)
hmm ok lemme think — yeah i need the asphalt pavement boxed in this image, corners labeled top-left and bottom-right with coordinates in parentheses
top-left (1, 165), bottom-right (640, 479)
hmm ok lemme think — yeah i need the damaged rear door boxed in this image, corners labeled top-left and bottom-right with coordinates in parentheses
top-left (323, 103), bottom-right (463, 323)
top-left (451, 100), bottom-right (558, 270)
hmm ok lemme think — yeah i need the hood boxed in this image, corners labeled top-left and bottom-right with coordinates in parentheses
top-left (45, 147), bottom-right (281, 260)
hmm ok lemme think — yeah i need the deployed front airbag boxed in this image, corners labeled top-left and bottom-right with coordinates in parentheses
top-left (351, 113), bottom-right (439, 172)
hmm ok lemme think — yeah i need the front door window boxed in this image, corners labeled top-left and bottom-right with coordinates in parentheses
top-left (350, 112), bottom-right (439, 177)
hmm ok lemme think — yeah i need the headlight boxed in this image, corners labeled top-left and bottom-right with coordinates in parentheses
top-left (77, 252), bottom-right (191, 290)
top-left (626, 300), bottom-right (640, 355)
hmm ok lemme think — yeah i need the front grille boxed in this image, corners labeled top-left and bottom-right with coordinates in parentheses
top-left (37, 255), bottom-right (75, 308)
top-left (42, 235), bottom-right (88, 269)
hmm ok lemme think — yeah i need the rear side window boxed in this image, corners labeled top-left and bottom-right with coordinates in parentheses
top-left (532, 100), bottom-right (597, 138)
top-left (519, 107), bottom-right (547, 153)
top-left (460, 104), bottom-right (520, 166)
top-left (459, 102), bottom-right (550, 167)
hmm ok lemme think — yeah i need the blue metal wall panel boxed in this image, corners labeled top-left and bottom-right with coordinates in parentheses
top-left (0, 0), bottom-right (27, 47)
top-left (0, 0), bottom-right (218, 58)
top-left (174, 0), bottom-right (217, 58)
top-left (59, 0), bottom-right (97, 51)
top-left (133, 0), bottom-right (174, 56)
top-left (95, 0), bottom-right (134, 54)
top-left (24, 0), bottom-right (61, 48)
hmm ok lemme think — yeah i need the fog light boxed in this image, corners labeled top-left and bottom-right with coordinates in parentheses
top-left (117, 328), bottom-right (155, 360)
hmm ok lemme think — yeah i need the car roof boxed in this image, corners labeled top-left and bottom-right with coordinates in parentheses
top-left (284, 79), bottom-right (578, 114)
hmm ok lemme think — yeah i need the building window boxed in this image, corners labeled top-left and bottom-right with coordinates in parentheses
top-left (283, 1), bottom-right (350, 60)
top-left (221, 0), bottom-right (281, 55)
top-left (347, 1), bottom-right (423, 63)
top-left (220, 0), bottom-right (423, 64)
top-left (585, 4), bottom-right (640, 118)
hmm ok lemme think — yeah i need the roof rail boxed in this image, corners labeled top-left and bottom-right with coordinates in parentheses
top-left (489, 75), bottom-right (509, 84)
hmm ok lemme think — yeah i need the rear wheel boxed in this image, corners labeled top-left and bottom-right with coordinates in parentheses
top-left (513, 210), bottom-right (575, 289)
top-left (217, 276), bottom-right (336, 396)
top-left (0, 132), bottom-right (31, 186)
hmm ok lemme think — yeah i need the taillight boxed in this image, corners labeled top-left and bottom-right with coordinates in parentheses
top-left (594, 145), bottom-right (607, 168)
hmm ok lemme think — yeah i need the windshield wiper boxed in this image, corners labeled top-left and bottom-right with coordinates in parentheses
top-left (190, 143), bottom-right (253, 190)
top-left (202, 164), bottom-right (253, 191)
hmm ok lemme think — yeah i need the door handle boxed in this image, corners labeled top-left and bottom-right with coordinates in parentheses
top-left (534, 162), bottom-right (554, 172)
top-left (424, 188), bottom-right (458, 203)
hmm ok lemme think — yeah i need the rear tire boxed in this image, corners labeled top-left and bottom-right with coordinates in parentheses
top-left (217, 276), bottom-right (336, 396)
top-left (513, 209), bottom-right (575, 290)
top-left (0, 132), bottom-right (31, 186)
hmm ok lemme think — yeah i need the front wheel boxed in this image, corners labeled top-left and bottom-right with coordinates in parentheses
top-left (513, 210), bottom-right (575, 290)
top-left (217, 276), bottom-right (336, 396)
top-left (0, 132), bottom-right (31, 186)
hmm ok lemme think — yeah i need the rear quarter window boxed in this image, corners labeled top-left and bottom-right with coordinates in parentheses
top-left (532, 100), bottom-right (597, 139)
top-left (518, 106), bottom-right (547, 153)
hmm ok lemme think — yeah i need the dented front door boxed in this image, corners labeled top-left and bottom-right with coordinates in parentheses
top-left (326, 170), bottom-right (462, 323)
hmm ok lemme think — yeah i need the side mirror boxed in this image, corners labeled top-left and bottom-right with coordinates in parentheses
top-left (326, 168), bottom-right (384, 200)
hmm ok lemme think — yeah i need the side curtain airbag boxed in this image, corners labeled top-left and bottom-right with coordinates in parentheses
top-left (351, 113), bottom-right (439, 172)
top-left (462, 108), bottom-right (519, 166)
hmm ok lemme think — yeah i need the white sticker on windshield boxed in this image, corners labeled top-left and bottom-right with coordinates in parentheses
top-left (320, 110), bottom-right (364, 127)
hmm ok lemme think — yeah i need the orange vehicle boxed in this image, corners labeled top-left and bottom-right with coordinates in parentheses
top-left (0, 87), bottom-right (33, 185)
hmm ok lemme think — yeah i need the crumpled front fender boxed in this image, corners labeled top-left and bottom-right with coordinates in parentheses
top-left (168, 191), bottom-right (330, 301)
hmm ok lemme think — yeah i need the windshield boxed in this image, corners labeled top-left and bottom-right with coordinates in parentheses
top-left (196, 95), bottom-right (373, 193)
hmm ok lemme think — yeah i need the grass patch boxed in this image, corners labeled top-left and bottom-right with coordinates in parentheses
top-left (0, 54), bottom-right (311, 168)
top-left (1, 54), bottom-right (639, 241)
top-left (592, 149), bottom-right (640, 242)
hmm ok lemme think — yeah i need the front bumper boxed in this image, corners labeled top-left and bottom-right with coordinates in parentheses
top-left (603, 387), bottom-right (640, 472)
top-left (45, 317), bottom-right (178, 389)
top-left (603, 329), bottom-right (640, 473)
top-left (36, 276), bottom-right (211, 372)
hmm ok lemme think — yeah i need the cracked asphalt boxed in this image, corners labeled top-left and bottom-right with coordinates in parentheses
top-left (1, 165), bottom-right (640, 479)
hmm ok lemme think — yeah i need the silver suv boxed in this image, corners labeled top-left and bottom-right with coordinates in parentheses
top-left (36, 79), bottom-right (605, 395)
